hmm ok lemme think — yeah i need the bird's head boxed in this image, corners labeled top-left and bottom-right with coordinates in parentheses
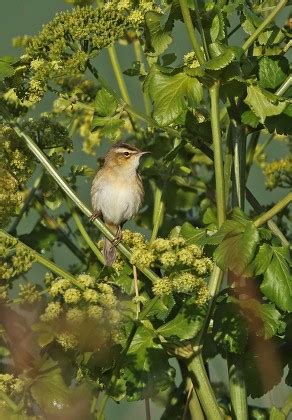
top-left (104, 143), bottom-right (150, 172)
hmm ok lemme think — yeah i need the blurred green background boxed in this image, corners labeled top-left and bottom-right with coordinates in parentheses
top-left (1, 1), bottom-right (290, 418)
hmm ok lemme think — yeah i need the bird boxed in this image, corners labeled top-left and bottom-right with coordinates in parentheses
top-left (90, 142), bottom-right (149, 266)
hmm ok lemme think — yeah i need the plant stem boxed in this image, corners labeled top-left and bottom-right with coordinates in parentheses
top-left (242, 0), bottom-right (288, 52)
top-left (133, 39), bottom-right (152, 115)
top-left (254, 192), bottom-right (292, 228)
top-left (67, 199), bottom-right (104, 264)
top-left (254, 133), bottom-right (274, 158)
top-left (178, 0), bottom-right (205, 65)
top-left (224, 123), bottom-right (233, 209)
top-left (210, 81), bottom-right (226, 226)
top-left (245, 189), bottom-right (289, 246)
top-left (107, 45), bottom-right (132, 105)
top-left (187, 355), bottom-right (223, 419)
top-left (133, 265), bottom-right (140, 319)
top-left (228, 354), bottom-right (248, 420)
top-left (150, 183), bottom-right (164, 242)
top-left (246, 131), bottom-right (260, 177)
top-left (193, 0), bottom-right (210, 60)
top-left (0, 229), bottom-right (82, 289)
top-left (11, 124), bottom-right (160, 284)
top-left (232, 122), bottom-right (246, 209)
top-left (276, 74), bottom-right (292, 96)
top-left (145, 397), bottom-right (151, 420)
top-left (0, 390), bottom-right (19, 412)
top-left (184, 377), bottom-right (204, 420)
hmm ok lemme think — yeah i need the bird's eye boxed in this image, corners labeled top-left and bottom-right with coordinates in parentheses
top-left (123, 152), bottom-right (130, 157)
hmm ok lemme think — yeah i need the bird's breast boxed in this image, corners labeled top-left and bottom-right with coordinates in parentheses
top-left (92, 173), bottom-right (143, 226)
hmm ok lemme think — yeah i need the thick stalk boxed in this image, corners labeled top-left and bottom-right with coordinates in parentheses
top-left (210, 81), bottom-right (226, 226)
top-left (254, 192), bottom-right (292, 228)
top-left (224, 123), bottom-right (233, 210)
top-left (232, 122), bottom-right (246, 209)
top-left (150, 184), bottom-right (165, 242)
top-left (0, 229), bottom-right (82, 289)
top-left (193, 0), bottom-right (210, 60)
top-left (11, 125), bottom-right (161, 284)
top-left (67, 199), bottom-right (104, 264)
top-left (276, 74), bottom-right (292, 96)
top-left (184, 377), bottom-right (204, 420)
top-left (228, 354), bottom-right (248, 420)
top-left (187, 355), bottom-right (223, 419)
top-left (242, 0), bottom-right (288, 51)
top-left (107, 46), bottom-right (132, 105)
top-left (178, 0), bottom-right (205, 65)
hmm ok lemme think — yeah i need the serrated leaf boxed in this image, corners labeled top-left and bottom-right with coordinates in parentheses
top-left (244, 85), bottom-right (287, 123)
top-left (214, 221), bottom-right (259, 276)
top-left (259, 56), bottom-right (289, 90)
top-left (239, 299), bottom-right (284, 339)
top-left (0, 56), bottom-right (15, 80)
top-left (205, 219), bottom-right (246, 246)
top-left (266, 104), bottom-right (292, 136)
top-left (180, 222), bottom-right (208, 246)
top-left (241, 110), bottom-right (260, 128)
top-left (92, 117), bottom-right (124, 140)
top-left (94, 88), bottom-right (117, 117)
top-left (260, 246), bottom-right (292, 312)
top-left (31, 363), bottom-right (71, 414)
top-left (157, 302), bottom-right (207, 340)
top-left (204, 48), bottom-right (236, 71)
top-left (145, 11), bottom-right (173, 56)
top-left (213, 300), bottom-right (248, 354)
top-left (145, 65), bottom-right (203, 126)
top-left (253, 243), bottom-right (273, 275)
top-left (210, 11), bottom-right (225, 42)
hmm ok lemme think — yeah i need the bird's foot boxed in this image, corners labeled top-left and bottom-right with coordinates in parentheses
top-left (112, 226), bottom-right (122, 247)
top-left (90, 211), bottom-right (100, 222)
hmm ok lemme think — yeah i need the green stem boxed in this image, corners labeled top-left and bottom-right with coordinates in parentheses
top-left (187, 355), bottom-right (223, 419)
top-left (150, 183), bottom-right (164, 242)
top-left (178, 0), bottom-right (205, 65)
top-left (0, 390), bottom-right (19, 412)
top-left (245, 189), bottom-right (289, 246)
top-left (276, 74), bottom-right (292, 96)
top-left (66, 199), bottom-right (104, 264)
top-left (133, 39), bottom-right (152, 115)
top-left (242, 0), bottom-right (288, 52)
top-left (254, 192), bottom-right (292, 228)
top-left (232, 122), bottom-right (246, 209)
top-left (246, 131), bottom-right (260, 177)
top-left (185, 377), bottom-right (204, 420)
top-left (0, 229), bottom-right (82, 289)
top-left (224, 123), bottom-right (233, 209)
top-left (193, 0), bottom-right (210, 60)
top-left (107, 45), bottom-right (132, 105)
top-left (10, 124), bottom-right (160, 284)
top-left (210, 81), bottom-right (226, 226)
top-left (227, 354), bottom-right (248, 420)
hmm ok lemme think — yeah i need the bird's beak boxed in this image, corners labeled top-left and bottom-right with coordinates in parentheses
top-left (139, 151), bottom-right (151, 156)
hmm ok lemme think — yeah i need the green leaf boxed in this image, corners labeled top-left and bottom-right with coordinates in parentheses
top-left (143, 294), bottom-right (175, 321)
top-left (94, 88), bottom-right (117, 117)
top-left (244, 85), bottom-right (287, 123)
top-left (145, 65), bottom-right (203, 126)
top-left (239, 299), bottom-right (284, 339)
top-left (204, 48), bottom-right (236, 71)
top-left (125, 326), bottom-right (174, 400)
top-left (259, 56), bottom-right (289, 90)
top-left (214, 221), bottom-right (259, 276)
top-left (20, 226), bottom-right (58, 253)
top-left (266, 104), bottom-right (292, 136)
top-left (210, 11), bottom-right (225, 42)
top-left (179, 222), bottom-right (207, 246)
top-left (92, 116), bottom-right (124, 140)
top-left (31, 361), bottom-right (71, 414)
top-left (253, 243), bottom-right (273, 275)
top-left (213, 300), bottom-right (248, 354)
top-left (270, 407), bottom-right (285, 420)
top-left (145, 11), bottom-right (173, 56)
top-left (241, 110), bottom-right (260, 128)
top-left (123, 61), bottom-right (142, 77)
top-left (0, 56), bottom-right (15, 80)
top-left (260, 246), bottom-right (292, 312)
top-left (157, 301), bottom-right (207, 340)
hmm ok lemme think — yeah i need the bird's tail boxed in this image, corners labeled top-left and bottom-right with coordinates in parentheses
top-left (103, 237), bottom-right (116, 266)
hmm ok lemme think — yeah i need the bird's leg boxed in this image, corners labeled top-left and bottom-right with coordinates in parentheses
top-left (89, 210), bottom-right (100, 222)
top-left (112, 225), bottom-right (122, 247)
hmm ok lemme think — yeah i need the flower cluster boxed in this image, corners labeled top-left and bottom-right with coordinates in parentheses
top-left (262, 157), bottom-right (292, 190)
top-left (39, 273), bottom-right (123, 351)
top-left (183, 51), bottom-right (201, 69)
top-left (0, 236), bottom-right (35, 281)
top-left (17, 6), bottom-right (128, 104)
top-left (113, 230), bottom-right (212, 304)
top-left (0, 373), bottom-right (25, 397)
top-left (0, 125), bottom-right (35, 227)
top-left (18, 283), bottom-right (41, 304)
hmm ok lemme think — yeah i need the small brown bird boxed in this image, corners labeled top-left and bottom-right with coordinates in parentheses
top-left (90, 143), bottom-right (149, 265)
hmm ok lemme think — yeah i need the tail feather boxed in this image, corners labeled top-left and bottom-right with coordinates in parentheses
top-left (103, 237), bottom-right (116, 266)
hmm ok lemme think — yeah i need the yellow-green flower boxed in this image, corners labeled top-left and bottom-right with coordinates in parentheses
top-left (63, 288), bottom-right (81, 304)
